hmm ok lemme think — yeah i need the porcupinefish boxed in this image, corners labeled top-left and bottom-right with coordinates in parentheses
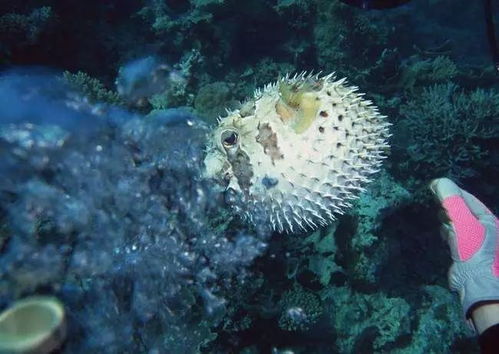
top-left (203, 73), bottom-right (390, 233)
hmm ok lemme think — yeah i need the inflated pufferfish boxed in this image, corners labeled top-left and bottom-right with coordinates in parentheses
top-left (203, 73), bottom-right (391, 233)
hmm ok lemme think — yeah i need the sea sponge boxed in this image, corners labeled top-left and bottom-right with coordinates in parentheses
top-left (0, 296), bottom-right (66, 354)
top-left (204, 73), bottom-right (391, 233)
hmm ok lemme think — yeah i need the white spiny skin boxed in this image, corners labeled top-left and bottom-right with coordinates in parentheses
top-left (203, 73), bottom-right (391, 234)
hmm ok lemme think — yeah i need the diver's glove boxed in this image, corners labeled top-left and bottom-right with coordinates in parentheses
top-left (430, 178), bottom-right (499, 323)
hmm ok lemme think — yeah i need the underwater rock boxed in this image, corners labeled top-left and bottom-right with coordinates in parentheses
top-left (0, 72), bottom-right (269, 352)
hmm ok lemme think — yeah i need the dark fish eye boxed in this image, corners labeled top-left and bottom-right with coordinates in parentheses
top-left (221, 130), bottom-right (238, 147)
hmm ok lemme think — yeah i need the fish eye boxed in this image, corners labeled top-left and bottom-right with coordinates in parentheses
top-left (221, 130), bottom-right (238, 148)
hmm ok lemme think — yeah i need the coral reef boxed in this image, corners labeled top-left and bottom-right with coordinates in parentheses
top-left (339, 170), bottom-right (411, 286)
top-left (0, 0), bottom-right (497, 352)
top-left (194, 81), bottom-right (237, 124)
top-left (393, 285), bottom-right (470, 354)
top-left (399, 55), bottom-right (458, 89)
top-left (62, 71), bottom-right (122, 105)
top-left (396, 82), bottom-right (499, 181)
top-left (278, 285), bottom-right (323, 331)
top-left (323, 286), bottom-right (411, 352)
top-left (0, 6), bottom-right (53, 63)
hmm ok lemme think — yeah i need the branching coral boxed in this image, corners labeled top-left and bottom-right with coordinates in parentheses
top-left (138, 0), bottom-right (226, 46)
top-left (399, 56), bottom-right (458, 89)
top-left (62, 71), bottom-right (122, 105)
top-left (0, 7), bottom-right (53, 44)
top-left (397, 82), bottom-right (499, 180)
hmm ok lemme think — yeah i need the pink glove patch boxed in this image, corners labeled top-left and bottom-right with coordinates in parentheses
top-left (442, 195), bottom-right (485, 261)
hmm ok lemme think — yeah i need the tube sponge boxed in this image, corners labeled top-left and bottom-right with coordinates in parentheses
top-left (0, 296), bottom-right (66, 354)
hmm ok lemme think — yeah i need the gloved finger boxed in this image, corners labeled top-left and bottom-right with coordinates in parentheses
top-left (430, 178), bottom-right (495, 220)
top-left (440, 222), bottom-right (462, 261)
top-left (430, 179), bottom-right (462, 260)
top-left (439, 222), bottom-right (453, 241)
top-left (429, 178), bottom-right (483, 225)
top-left (437, 208), bottom-right (451, 225)
top-left (429, 178), bottom-right (486, 262)
top-left (429, 178), bottom-right (462, 202)
top-left (461, 190), bottom-right (496, 219)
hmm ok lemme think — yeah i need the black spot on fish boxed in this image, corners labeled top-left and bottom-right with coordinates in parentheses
top-left (262, 176), bottom-right (279, 189)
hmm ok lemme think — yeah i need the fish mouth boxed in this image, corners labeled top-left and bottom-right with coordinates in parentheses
top-left (223, 173), bottom-right (248, 209)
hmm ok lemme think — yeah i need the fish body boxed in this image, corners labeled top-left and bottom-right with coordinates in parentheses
top-left (204, 73), bottom-right (390, 233)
